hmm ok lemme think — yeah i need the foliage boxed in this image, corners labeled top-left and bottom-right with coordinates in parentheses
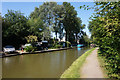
top-left (54, 44), bottom-right (62, 48)
top-left (0, 12), bottom-right (1, 20)
top-left (79, 33), bottom-right (90, 46)
top-left (25, 35), bottom-right (38, 43)
top-left (52, 38), bottom-right (60, 48)
top-left (2, 2), bottom-right (87, 49)
top-left (63, 2), bottom-right (85, 43)
top-left (30, 2), bottom-right (58, 40)
top-left (27, 17), bottom-right (44, 38)
top-left (41, 27), bottom-right (52, 41)
top-left (98, 51), bottom-right (109, 78)
top-left (24, 45), bottom-right (36, 52)
top-left (30, 2), bottom-right (57, 25)
top-left (60, 48), bottom-right (96, 78)
top-left (86, 2), bottom-right (120, 79)
top-left (53, 4), bottom-right (65, 39)
top-left (2, 10), bottom-right (30, 48)
top-left (66, 41), bottom-right (71, 47)
top-left (30, 2), bottom-right (86, 43)
top-left (2, 10), bottom-right (29, 37)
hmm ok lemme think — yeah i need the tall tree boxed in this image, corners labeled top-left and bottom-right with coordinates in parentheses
top-left (2, 10), bottom-right (30, 48)
top-left (27, 17), bottom-right (44, 39)
top-left (53, 4), bottom-right (65, 39)
top-left (72, 17), bottom-right (85, 43)
top-left (30, 2), bottom-right (58, 40)
top-left (63, 2), bottom-right (77, 42)
top-left (30, 2), bottom-right (57, 26)
top-left (63, 2), bottom-right (85, 44)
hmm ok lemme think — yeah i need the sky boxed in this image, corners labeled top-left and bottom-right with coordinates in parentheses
top-left (1, 1), bottom-right (95, 38)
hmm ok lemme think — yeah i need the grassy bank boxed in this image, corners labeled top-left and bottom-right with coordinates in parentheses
top-left (60, 47), bottom-right (96, 78)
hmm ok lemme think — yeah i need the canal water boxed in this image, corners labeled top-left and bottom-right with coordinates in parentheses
top-left (2, 47), bottom-right (89, 78)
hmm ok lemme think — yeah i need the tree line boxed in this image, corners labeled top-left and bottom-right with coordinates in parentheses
top-left (87, 1), bottom-right (120, 79)
top-left (2, 2), bottom-right (89, 49)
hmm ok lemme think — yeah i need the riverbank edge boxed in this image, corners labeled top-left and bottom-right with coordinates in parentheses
top-left (1, 47), bottom-right (73, 58)
top-left (60, 47), bottom-right (96, 78)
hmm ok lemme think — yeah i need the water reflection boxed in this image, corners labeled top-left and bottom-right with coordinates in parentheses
top-left (2, 47), bottom-right (89, 78)
top-left (4, 58), bottom-right (10, 64)
top-left (77, 48), bottom-right (81, 51)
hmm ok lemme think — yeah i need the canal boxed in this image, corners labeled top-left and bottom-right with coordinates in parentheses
top-left (2, 47), bottom-right (89, 78)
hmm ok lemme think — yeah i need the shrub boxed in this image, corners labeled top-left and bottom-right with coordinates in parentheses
top-left (25, 35), bottom-right (38, 43)
top-left (54, 44), bottom-right (62, 48)
top-left (24, 46), bottom-right (36, 52)
top-left (87, 2), bottom-right (120, 79)
top-left (66, 41), bottom-right (71, 47)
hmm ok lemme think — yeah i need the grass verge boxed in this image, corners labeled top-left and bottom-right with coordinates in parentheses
top-left (60, 47), bottom-right (96, 78)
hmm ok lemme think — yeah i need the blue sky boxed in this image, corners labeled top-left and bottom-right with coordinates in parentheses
top-left (2, 2), bottom-right (95, 38)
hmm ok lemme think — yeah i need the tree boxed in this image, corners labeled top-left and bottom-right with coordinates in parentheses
top-left (27, 17), bottom-right (44, 39)
top-left (63, 2), bottom-right (85, 44)
top-left (41, 27), bottom-right (52, 41)
top-left (72, 17), bottom-right (85, 43)
top-left (0, 12), bottom-right (1, 20)
top-left (25, 35), bottom-right (38, 43)
top-left (30, 2), bottom-right (85, 44)
top-left (2, 10), bottom-right (30, 48)
top-left (30, 2), bottom-right (57, 26)
top-left (53, 4), bottom-right (65, 39)
top-left (63, 2), bottom-right (77, 42)
top-left (79, 33), bottom-right (90, 46)
top-left (30, 2), bottom-right (58, 40)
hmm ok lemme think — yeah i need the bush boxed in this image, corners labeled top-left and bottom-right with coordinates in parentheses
top-left (25, 35), bottom-right (38, 43)
top-left (88, 2), bottom-right (120, 79)
top-left (24, 46), bottom-right (36, 52)
top-left (66, 41), bottom-right (71, 47)
top-left (98, 47), bottom-right (120, 79)
top-left (54, 44), bottom-right (62, 48)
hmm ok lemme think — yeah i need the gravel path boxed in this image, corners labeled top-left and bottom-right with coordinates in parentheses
top-left (80, 48), bottom-right (104, 78)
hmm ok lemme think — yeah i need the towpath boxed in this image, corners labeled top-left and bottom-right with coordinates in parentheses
top-left (80, 48), bottom-right (104, 78)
